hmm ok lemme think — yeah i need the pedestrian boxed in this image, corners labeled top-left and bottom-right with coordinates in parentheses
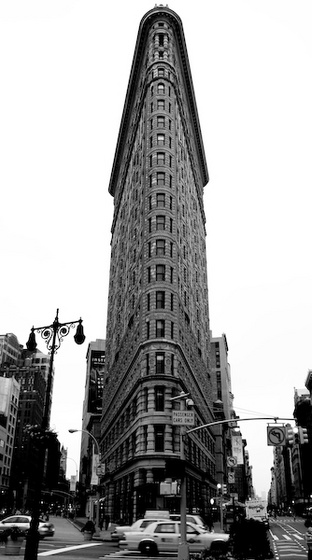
top-left (99, 517), bottom-right (104, 531)
top-left (105, 514), bottom-right (110, 530)
top-left (81, 519), bottom-right (96, 535)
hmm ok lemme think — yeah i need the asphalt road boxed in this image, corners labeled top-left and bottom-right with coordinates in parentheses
top-left (0, 515), bottom-right (118, 560)
top-left (268, 517), bottom-right (309, 559)
top-left (0, 515), bottom-right (310, 560)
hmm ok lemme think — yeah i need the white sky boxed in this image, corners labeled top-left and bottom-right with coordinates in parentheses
top-left (0, 0), bottom-right (311, 498)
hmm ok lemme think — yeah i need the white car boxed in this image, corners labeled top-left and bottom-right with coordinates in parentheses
top-left (111, 518), bottom-right (168, 541)
top-left (119, 520), bottom-right (229, 555)
top-left (169, 513), bottom-right (207, 530)
top-left (0, 515), bottom-right (55, 538)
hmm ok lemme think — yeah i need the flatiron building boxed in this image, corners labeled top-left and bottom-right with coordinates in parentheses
top-left (101, 5), bottom-right (216, 522)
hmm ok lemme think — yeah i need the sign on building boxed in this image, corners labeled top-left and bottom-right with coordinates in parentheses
top-left (172, 410), bottom-right (195, 425)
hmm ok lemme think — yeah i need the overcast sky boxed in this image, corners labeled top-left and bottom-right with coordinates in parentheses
top-left (1, 0), bottom-right (311, 498)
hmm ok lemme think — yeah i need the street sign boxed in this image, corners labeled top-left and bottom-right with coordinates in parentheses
top-left (172, 410), bottom-right (195, 425)
top-left (228, 472), bottom-right (235, 484)
top-left (227, 456), bottom-right (237, 468)
top-left (267, 426), bottom-right (286, 446)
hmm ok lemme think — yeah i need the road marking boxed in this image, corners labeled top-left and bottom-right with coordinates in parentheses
top-left (39, 543), bottom-right (103, 556)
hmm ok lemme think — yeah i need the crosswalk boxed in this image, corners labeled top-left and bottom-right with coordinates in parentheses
top-left (271, 532), bottom-right (304, 541)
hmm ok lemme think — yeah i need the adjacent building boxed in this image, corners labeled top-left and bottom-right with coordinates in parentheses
top-left (269, 383), bottom-right (312, 515)
top-left (100, 5), bottom-right (217, 523)
top-left (0, 336), bottom-right (62, 512)
top-left (0, 375), bottom-right (20, 509)
top-left (80, 339), bottom-right (105, 517)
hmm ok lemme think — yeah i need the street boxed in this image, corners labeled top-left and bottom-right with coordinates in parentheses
top-left (268, 516), bottom-right (309, 559)
top-left (0, 515), bottom-right (310, 560)
top-left (0, 516), bottom-right (118, 560)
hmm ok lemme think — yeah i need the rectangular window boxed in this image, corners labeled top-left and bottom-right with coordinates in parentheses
top-left (157, 193), bottom-right (166, 207)
top-left (154, 424), bottom-right (165, 452)
top-left (143, 425), bottom-right (148, 452)
top-left (157, 152), bottom-right (165, 165)
top-left (148, 242), bottom-right (151, 258)
top-left (158, 34), bottom-right (164, 47)
top-left (147, 293), bottom-right (150, 311)
top-left (171, 293), bottom-right (174, 311)
top-left (157, 116), bottom-right (165, 128)
top-left (157, 134), bottom-right (165, 146)
top-left (157, 83), bottom-right (165, 95)
top-left (155, 386), bottom-right (165, 411)
top-left (170, 218), bottom-right (173, 233)
top-left (157, 99), bottom-right (165, 110)
top-left (146, 354), bottom-right (150, 375)
top-left (156, 319), bottom-right (165, 338)
top-left (156, 239), bottom-right (166, 256)
top-left (146, 321), bottom-right (150, 339)
top-left (157, 172), bottom-right (165, 186)
top-left (156, 215), bottom-right (165, 230)
top-left (170, 267), bottom-right (173, 283)
top-left (149, 218), bottom-right (152, 233)
top-left (147, 267), bottom-right (151, 283)
top-left (156, 291), bottom-right (165, 309)
top-left (144, 387), bottom-right (149, 412)
top-left (156, 265), bottom-right (165, 281)
top-left (171, 322), bottom-right (174, 339)
top-left (156, 352), bottom-right (165, 374)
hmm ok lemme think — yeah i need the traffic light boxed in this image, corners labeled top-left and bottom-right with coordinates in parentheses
top-left (287, 427), bottom-right (294, 446)
top-left (299, 427), bottom-right (309, 444)
top-left (294, 430), bottom-right (300, 445)
top-left (222, 484), bottom-right (227, 495)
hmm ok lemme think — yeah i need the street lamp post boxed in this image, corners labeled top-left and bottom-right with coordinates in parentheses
top-left (170, 392), bottom-right (194, 560)
top-left (68, 428), bottom-right (101, 536)
top-left (24, 309), bottom-right (85, 560)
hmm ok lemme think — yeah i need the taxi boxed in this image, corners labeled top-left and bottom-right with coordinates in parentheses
top-left (119, 520), bottom-right (229, 555)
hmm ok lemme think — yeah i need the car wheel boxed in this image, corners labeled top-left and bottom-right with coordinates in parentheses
top-left (139, 541), bottom-right (158, 556)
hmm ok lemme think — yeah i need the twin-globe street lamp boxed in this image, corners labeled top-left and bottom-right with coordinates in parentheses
top-left (68, 428), bottom-right (101, 536)
top-left (24, 309), bottom-right (85, 560)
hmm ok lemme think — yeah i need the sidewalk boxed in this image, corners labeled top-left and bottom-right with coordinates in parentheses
top-left (71, 516), bottom-right (116, 541)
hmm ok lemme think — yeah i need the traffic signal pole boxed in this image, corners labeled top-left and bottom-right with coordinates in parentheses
top-left (187, 416), bottom-right (295, 435)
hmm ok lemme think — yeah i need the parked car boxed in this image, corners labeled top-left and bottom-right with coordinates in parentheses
top-left (111, 518), bottom-right (168, 541)
top-left (169, 513), bottom-right (207, 530)
top-left (0, 515), bottom-right (55, 538)
top-left (119, 520), bottom-right (229, 555)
